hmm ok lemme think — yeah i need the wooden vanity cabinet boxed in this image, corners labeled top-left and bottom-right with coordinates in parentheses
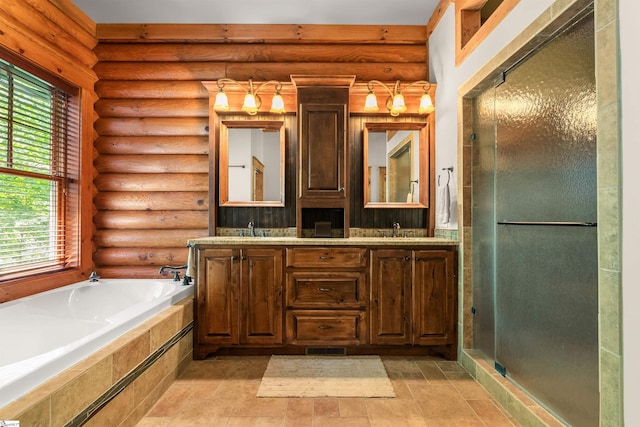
top-left (193, 243), bottom-right (457, 360)
top-left (370, 248), bottom-right (457, 358)
top-left (195, 247), bottom-right (283, 359)
top-left (285, 247), bottom-right (368, 346)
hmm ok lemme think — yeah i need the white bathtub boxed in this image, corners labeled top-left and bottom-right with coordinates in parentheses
top-left (0, 279), bottom-right (194, 408)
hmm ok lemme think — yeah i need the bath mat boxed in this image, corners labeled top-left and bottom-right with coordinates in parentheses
top-left (257, 355), bottom-right (395, 398)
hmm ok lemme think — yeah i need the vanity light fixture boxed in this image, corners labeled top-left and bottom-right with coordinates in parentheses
top-left (214, 78), bottom-right (285, 115)
top-left (364, 80), bottom-right (435, 116)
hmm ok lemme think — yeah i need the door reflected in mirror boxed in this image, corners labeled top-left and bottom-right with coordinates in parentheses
top-left (364, 122), bottom-right (428, 208)
top-left (219, 120), bottom-right (285, 206)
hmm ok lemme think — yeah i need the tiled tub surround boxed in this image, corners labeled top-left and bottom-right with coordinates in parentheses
top-left (0, 281), bottom-right (194, 426)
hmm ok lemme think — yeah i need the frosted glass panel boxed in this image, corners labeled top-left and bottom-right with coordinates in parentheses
top-left (496, 225), bottom-right (598, 426)
top-left (471, 88), bottom-right (497, 358)
top-left (471, 9), bottom-right (598, 427)
top-left (494, 12), bottom-right (597, 427)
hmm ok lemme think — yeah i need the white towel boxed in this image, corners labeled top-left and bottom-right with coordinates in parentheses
top-left (186, 245), bottom-right (196, 280)
top-left (437, 182), bottom-right (450, 225)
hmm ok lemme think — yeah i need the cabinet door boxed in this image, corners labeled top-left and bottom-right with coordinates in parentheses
top-left (197, 248), bottom-right (239, 345)
top-left (299, 102), bottom-right (346, 200)
top-left (413, 249), bottom-right (456, 345)
top-left (370, 249), bottom-right (412, 344)
top-left (240, 249), bottom-right (284, 345)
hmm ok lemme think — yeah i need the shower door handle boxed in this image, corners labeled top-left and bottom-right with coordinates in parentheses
top-left (497, 221), bottom-right (597, 227)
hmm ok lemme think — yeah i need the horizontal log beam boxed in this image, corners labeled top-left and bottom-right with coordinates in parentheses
top-left (94, 117), bottom-right (209, 136)
top-left (95, 266), bottom-right (185, 279)
top-left (225, 62), bottom-right (428, 83)
top-left (93, 61), bottom-right (427, 83)
top-left (94, 173), bottom-right (209, 192)
top-left (95, 81), bottom-right (209, 99)
top-left (94, 154), bottom-right (208, 174)
top-left (0, 13), bottom-right (97, 89)
top-left (96, 24), bottom-right (427, 44)
top-left (93, 62), bottom-right (226, 81)
top-left (1, 0), bottom-right (97, 68)
top-left (94, 43), bottom-right (426, 63)
top-left (94, 98), bottom-right (210, 118)
top-left (43, 0), bottom-right (97, 45)
top-left (95, 136), bottom-right (209, 155)
top-left (93, 248), bottom-right (188, 266)
top-left (94, 191), bottom-right (209, 211)
top-left (94, 229), bottom-right (208, 248)
top-left (94, 210), bottom-right (209, 230)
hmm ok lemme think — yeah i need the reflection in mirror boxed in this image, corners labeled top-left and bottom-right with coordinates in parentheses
top-left (219, 120), bottom-right (285, 206)
top-left (363, 122), bottom-right (427, 208)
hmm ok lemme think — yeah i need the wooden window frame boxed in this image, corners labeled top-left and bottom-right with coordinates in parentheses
top-left (455, 0), bottom-right (521, 65)
top-left (0, 49), bottom-right (89, 303)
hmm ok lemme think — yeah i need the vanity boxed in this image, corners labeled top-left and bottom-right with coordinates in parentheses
top-left (194, 75), bottom-right (457, 360)
top-left (189, 237), bottom-right (457, 360)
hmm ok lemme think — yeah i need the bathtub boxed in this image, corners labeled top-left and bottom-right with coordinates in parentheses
top-left (0, 278), bottom-right (193, 408)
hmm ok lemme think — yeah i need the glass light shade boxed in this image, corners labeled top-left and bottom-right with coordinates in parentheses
top-left (270, 92), bottom-right (285, 114)
top-left (418, 93), bottom-right (435, 114)
top-left (364, 91), bottom-right (379, 112)
top-left (390, 93), bottom-right (407, 116)
top-left (242, 93), bottom-right (258, 115)
top-left (214, 90), bottom-right (230, 111)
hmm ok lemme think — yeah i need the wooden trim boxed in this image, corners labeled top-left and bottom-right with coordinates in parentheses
top-left (96, 24), bottom-right (427, 44)
top-left (427, 0), bottom-right (454, 38)
top-left (456, 0), bottom-right (521, 65)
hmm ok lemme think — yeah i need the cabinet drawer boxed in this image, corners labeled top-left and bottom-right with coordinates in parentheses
top-left (287, 271), bottom-right (366, 308)
top-left (286, 310), bottom-right (366, 345)
top-left (286, 247), bottom-right (368, 268)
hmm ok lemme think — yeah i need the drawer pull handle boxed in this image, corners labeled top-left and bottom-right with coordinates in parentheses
top-left (317, 287), bottom-right (334, 292)
top-left (319, 256), bottom-right (335, 260)
top-left (318, 325), bottom-right (334, 330)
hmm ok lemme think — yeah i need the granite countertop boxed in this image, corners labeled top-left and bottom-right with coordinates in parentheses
top-left (188, 236), bottom-right (458, 246)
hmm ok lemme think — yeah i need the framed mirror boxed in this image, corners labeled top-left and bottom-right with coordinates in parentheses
top-left (363, 122), bottom-right (428, 208)
top-left (219, 120), bottom-right (285, 206)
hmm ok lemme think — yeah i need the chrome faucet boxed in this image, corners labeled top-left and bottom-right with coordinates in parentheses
top-left (392, 222), bottom-right (401, 238)
top-left (248, 221), bottom-right (256, 237)
top-left (88, 271), bottom-right (100, 282)
top-left (159, 264), bottom-right (188, 282)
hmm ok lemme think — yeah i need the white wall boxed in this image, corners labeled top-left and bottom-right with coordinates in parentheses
top-left (429, 1), bottom-right (555, 229)
top-left (430, 1), bottom-right (637, 424)
top-left (620, 1), bottom-right (640, 425)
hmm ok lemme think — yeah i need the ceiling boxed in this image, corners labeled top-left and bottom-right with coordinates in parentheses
top-left (70, 0), bottom-right (441, 26)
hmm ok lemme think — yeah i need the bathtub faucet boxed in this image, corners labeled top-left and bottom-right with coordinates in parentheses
top-left (89, 271), bottom-right (100, 282)
top-left (159, 264), bottom-right (189, 283)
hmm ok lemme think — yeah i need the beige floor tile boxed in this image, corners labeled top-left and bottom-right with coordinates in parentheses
top-left (286, 398), bottom-right (314, 418)
top-left (339, 398), bottom-right (369, 417)
top-left (313, 398), bottom-right (340, 417)
top-left (467, 399), bottom-right (517, 426)
top-left (313, 416), bottom-right (370, 426)
top-left (285, 415), bottom-right (312, 426)
top-left (230, 397), bottom-right (289, 417)
top-left (133, 356), bottom-right (524, 427)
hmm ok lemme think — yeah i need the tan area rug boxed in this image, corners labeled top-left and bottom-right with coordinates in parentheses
top-left (257, 355), bottom-right (396, 398)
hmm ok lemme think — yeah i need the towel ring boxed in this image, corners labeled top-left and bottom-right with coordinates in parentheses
top-left (439, 166), bottom-right (453, 186)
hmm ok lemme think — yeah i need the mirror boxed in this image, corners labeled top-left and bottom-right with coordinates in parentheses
top-left (363, 122), bottom-right (428, 208)
top-left (219, 120), bottom-right (285, 206)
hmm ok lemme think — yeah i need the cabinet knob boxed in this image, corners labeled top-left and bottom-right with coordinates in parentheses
top-left (317, 287), bottom-right (334, 292)
top-left (338, 187), bottom-right (345, 192)
top-left (319, 255), bottom-right (335, 260)
top-left (318, 325), bottom-right (334, 330)
top-left (403, 256), bottom-right (410, 262)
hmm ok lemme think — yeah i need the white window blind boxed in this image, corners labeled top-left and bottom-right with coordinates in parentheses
top-left (0, 58), bottom-right (79, 277)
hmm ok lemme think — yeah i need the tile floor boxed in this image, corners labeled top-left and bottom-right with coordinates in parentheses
top-left (136, 355), bottom-right (520, 426)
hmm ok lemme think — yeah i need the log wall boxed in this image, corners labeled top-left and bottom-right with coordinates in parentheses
top-left (93, 23), bottom-right (428, 278)
top-left (0, 0), bottom-right (97, 300)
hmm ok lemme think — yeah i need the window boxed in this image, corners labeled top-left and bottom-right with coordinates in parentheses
top-left (0, 59), bottom-right (80, 281)
top-left (456, 0), bottom-right (520, 65)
